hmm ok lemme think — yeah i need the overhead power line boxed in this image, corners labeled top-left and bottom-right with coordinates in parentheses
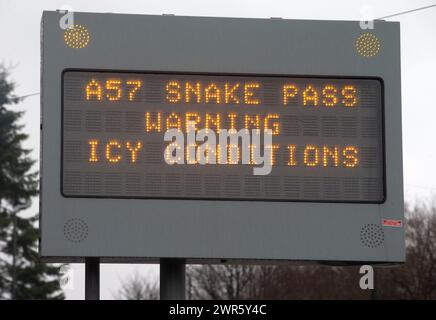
top-left (377, 3), bottom-right (436, 20)
top-left (16, 92), bottom-right (40, 100)
top-left (406, 184), bottom-right (436, 191)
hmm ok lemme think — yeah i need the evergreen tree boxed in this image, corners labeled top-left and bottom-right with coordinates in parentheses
top-left (0, 66), bottom-right (64, 299)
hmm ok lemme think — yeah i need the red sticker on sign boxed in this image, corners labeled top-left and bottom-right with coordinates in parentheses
top-left (382, 219), bottom-right (403, 227)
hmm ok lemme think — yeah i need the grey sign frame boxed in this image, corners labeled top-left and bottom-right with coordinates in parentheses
top-left (40, 11), bottom-right (404, 264)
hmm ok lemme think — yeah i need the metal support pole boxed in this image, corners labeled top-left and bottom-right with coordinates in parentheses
top-left (85, 258), bottom-right (100, 300)
top-left (160, 259), bottom-right (186, 300)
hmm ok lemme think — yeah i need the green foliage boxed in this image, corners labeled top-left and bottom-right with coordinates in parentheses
top-left (0, 66), bottom-right (64, 299)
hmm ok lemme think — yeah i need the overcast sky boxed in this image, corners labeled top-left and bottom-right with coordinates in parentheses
top-left (0, 0), bottom-right (435, 300)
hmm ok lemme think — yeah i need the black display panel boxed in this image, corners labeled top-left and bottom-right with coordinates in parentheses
top-left (62, 70), bottom-right (384, 202)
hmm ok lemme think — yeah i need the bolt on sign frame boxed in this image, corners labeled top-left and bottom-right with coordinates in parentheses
top-left (40, 11), bottom-right (404, 264)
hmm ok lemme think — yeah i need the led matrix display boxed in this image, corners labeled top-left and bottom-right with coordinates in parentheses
top-left (62, 71), bottom-right (384, 202)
